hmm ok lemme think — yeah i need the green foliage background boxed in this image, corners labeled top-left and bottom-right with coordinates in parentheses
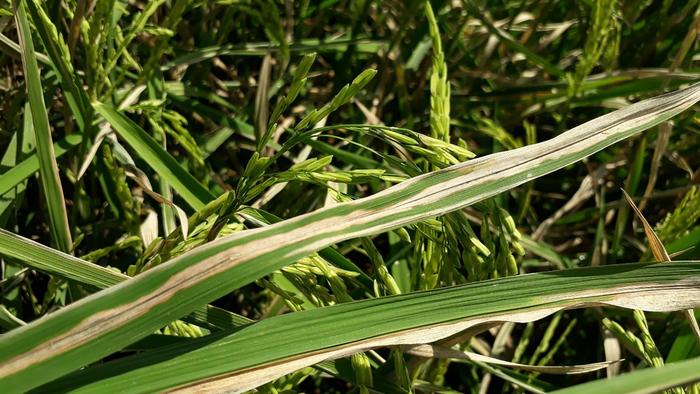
top-left (2, 0), bottom-right (700, 392)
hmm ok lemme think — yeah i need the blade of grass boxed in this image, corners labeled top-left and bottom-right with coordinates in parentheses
top-left (92, 102), bottom-right (215, 210)
top-left (622, 189), bottom-right (670, 262)
top-left (24, 0), bottom-right (92, 131)
top-left (551, 356), bottom-right (700, 394)
top-left (0, 135), bottom-right (81, 196)
top-left (1, 83), bottom-right (700, 391)
top-left (0, 31), bottom-right (51, 64)
top-left (0, 228), bottom-right (250, 330)
top-left (40, 262), bottom-right (700, 393)
top-left (163, 38), bottom-right (386, 69)
top-left (14, 0), bottom-right (72, 252)
top-left (0, 103), bottom-right (36, 224)
top-left (0, 228), bottom-right (125, 290)
top-left (403, 344), bottom-right (616, 374)
top-left (0, 228), bottom-right (355, 382)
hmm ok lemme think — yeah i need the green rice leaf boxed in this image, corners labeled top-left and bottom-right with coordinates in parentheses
top-left (552, 355), bottom-right (700, 394)
top-left (14, 0), bottom-right (73, 252)
top-left (0, 135), bottom-right (81, 196)
top-left (40, 263), bottom-right (700, 392)
top-left (93, 102), bottom-right (215, 210)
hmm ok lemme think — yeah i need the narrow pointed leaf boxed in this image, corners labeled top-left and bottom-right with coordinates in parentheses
top-left (14, 0), bottom-right (72, 252)
top-left (622, 188), bottom-right (670, 261)
top-left (39, 263), bottom-right (700, 393)
top-left (403, 344), bottom-right (617, 375)
top-left (552, 355), bottom-right (700, 394)
top-left (92, 102), bottom-right (215, 210)
top-left (24, 0), bottom-right (92, 131)
top-left (0, 135), bottom-right (82, 196)
top-left (0, 103), bottom-right (36, 223)
top-left (0, 228), bottom-right (250, 330)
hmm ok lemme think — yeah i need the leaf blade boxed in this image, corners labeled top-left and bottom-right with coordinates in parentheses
top-left (552, 355), bottom-right (700, 394)
top-left (14, 0), bottom-right (72, 252)
top-left (40, 262), bottom-right (700, 393)
top-left (92, 102), bottom-right (215, 210)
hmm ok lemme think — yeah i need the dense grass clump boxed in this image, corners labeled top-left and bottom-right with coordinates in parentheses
top-left (1, 0), bottom-right (700, 392)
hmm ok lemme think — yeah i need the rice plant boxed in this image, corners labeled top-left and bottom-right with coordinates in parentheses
top-left (1, 1), bottom-right (700, 393)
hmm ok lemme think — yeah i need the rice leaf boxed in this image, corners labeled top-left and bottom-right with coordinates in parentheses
top-left (39, 262), bottom-right (700, 392)
top-left (0, 228), bottom-right (249, 330)
top-left (0, 135), bottom-right (81, 196)
top-left (551, 355), bottom-right (700, 394)
top-left (14, 0), bottom-right (73, 252)
top-left (93, 102), bottom-right (215, 210)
